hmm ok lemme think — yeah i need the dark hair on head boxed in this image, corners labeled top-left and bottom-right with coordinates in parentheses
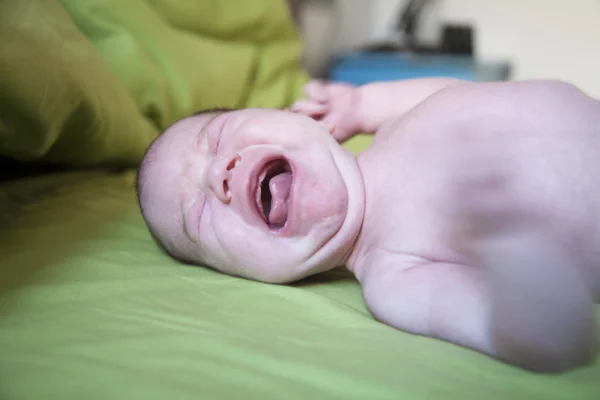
top-left (135, 136), bottom-right (158, 208)
top-left (191, 107), bottom-right (236, 117)
top-left (136, 147), bottom-right (191, 263)
top-left (135, 134), bottom-right (176, 257)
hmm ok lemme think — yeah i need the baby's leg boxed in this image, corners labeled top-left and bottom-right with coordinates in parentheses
top-left (362, 154), bottom-right (597, 372)
top-left (361, 248), bottom-right (596, 372)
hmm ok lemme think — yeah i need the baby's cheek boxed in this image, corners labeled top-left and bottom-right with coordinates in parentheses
top-left (307, 182), bottom-right (347, 222)
top-left (295, 159), bottom-right (349, 230)
top-left (211, 211), bottom-right (262, 257)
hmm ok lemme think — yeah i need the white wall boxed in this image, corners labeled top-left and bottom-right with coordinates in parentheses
top-left (300, 0), bottom-right (600, 97)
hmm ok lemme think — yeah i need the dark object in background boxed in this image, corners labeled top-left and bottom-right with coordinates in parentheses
top-left (364, 0), bottom-right (439, 54)
top-left (333, 0), bottom-right (511, 84)
top-left (365, 0), bottom-right (475, 57)
top-left (440, 24), bottom-right (473, 55)
top-left (0, 156), bottom-right (67, 182)
top-left (395, 0), bottom-right (435, 52)
top-left (287, 0), bottom-right (302, 25)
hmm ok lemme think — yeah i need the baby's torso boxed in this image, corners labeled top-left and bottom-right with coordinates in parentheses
top-left (353, 80), bottom-right (600, 282)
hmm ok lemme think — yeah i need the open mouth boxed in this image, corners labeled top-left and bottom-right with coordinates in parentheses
top-left (254, 158), bottom-right (293, 229)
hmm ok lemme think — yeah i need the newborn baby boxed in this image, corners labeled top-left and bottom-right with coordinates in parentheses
top-left (137, 77), bottom-right (600, 373)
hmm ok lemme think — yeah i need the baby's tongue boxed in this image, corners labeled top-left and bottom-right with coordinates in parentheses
top-left (268, 172), bottom-right (292, 227)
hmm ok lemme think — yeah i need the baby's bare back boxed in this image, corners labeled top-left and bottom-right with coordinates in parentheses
top-left (355, 80), bottom-right (600, 371)
top-left (359, 80), bottom-right (600, 288)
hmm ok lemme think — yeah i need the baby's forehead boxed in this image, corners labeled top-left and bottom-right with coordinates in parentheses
top-left (176, 107), bottom-right (239, 133)
top-left (151, 110), bottom-right (226, 157)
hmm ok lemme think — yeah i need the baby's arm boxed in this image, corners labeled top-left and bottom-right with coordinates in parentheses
top-left (361, 255), bottom-right (596, 372)
top-left (292, 78), bottom-right (463, 142)
top-left (359, 258), bottom-right (493, 355)
top-left (360, 233), bottom-right (597, 373)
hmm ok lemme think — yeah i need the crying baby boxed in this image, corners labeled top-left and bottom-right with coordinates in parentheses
top-left (137, 77), bottom-right (600, 373)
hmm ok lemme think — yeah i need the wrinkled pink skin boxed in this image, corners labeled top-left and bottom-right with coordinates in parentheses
top-left (294, 78), bottom-right (600, 373)
top-left (141, 78), bottom-right (600, 373)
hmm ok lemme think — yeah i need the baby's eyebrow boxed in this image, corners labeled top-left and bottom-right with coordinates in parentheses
top-left (190, 108), bottom-right (233, 147)
top-left (179, 213), bottom-right (186, 241)
top-left (191, 107), bottom-right (234, 117)
top-left (194, 112), bottom-right (222, 150)
top-left (195, 121), bottom-right (209, 149)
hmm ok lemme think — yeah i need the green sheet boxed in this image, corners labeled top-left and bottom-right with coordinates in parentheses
top-left (1, 165), bottom-right (599, 400)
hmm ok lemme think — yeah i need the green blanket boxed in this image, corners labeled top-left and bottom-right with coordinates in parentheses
top-left (0, 0), bottom-right (307, 167)
top-left (0, 1), bottom-right (599, 399)
top-left (1, 168), bottom-right (599, 400)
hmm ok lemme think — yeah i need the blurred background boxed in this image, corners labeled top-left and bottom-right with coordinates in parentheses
top-left (293, 0), bottom-right (600, 98)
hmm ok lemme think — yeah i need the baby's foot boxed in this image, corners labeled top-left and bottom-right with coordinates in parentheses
top-left (291, 80), bottom-right (362, 142)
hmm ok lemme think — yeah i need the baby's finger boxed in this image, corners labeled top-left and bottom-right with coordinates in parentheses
top-left (321, 114), bottom-right (351, 142)
top-left (290, 99), bottom-right (328, 116)
top-left (303, 80), bottom-right (328, 103)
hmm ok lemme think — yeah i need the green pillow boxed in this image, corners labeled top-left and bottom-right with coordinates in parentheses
top-left (0, 0), bottom-right (308, 167)
top-left (0, 0), bottom-right (157, 166)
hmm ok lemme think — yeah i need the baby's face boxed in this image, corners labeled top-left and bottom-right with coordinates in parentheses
top-left (140, 109), bottom-right (365, 283)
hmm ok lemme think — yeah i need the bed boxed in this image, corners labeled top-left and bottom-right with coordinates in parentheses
top-left (1, 1), bottom-right (599, 399)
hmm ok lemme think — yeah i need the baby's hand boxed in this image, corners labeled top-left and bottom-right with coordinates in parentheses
top-left (291, 80), bottom-right (362, 142)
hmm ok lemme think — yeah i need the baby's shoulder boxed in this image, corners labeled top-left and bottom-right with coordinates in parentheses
top-left (428, 79), bottom-right (587, 108)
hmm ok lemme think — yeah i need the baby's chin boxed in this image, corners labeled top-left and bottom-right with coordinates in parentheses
top-left (207, 203), bottom-right (350, 283)
top-left (302, 138), bottom-right (366, 273)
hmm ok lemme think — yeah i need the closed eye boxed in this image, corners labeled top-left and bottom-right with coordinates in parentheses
top-left (198, 113), bottom-right (225, 156)
top-left (195, 195), bottom-right (208, 242)
top-left (182, 192), bottom-right (208, 243)
top-left (210, 121), bottom-right (224, 155)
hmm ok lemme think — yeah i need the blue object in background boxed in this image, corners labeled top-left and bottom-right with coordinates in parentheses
top-left (329, 52), bottom-right (509, 85)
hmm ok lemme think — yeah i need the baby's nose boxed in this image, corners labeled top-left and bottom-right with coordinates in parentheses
top-left (207, 152), bottom-right (241, 204)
